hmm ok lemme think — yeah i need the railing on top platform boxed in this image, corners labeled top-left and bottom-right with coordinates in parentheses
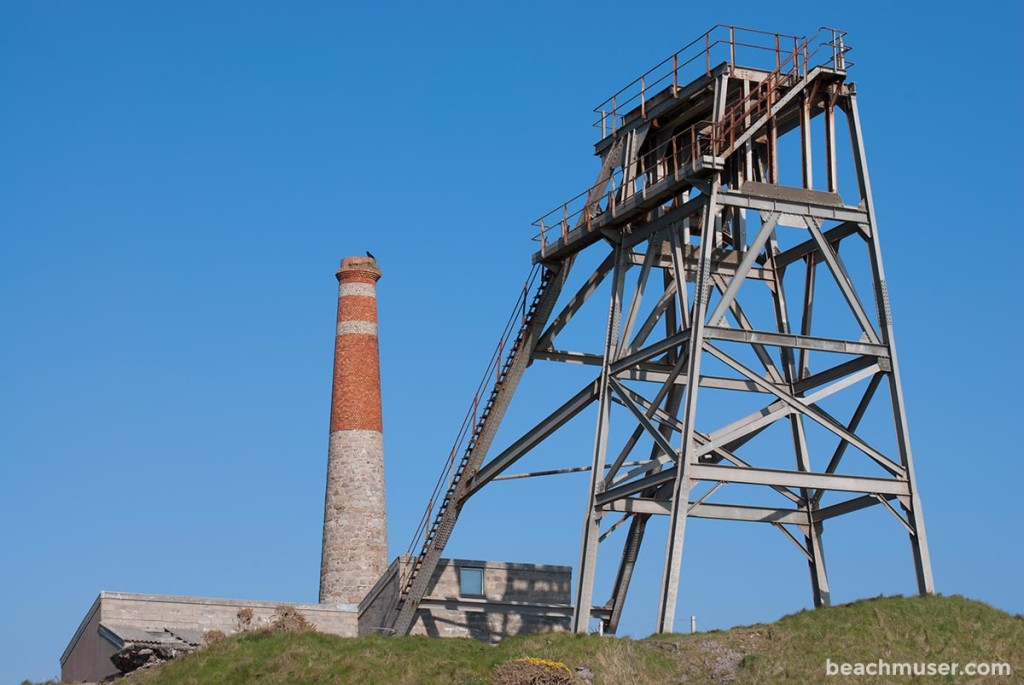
top-left (531, 27), bottom-right (850, 253)
top-left (594, 25), bottom-right (850, 138)
top-left (713, 27), bottom-right (850, 156)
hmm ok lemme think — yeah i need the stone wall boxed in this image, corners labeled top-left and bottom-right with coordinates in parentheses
top-left (63, 559), bottom-right (573, 681)
top-left (359, 557), bottom-right (573, 639)
top-left (96, 592), bottom-right (357, 634)
top-left (61, 592), bottom-right (357, 683)
top-left (358, 558), bottom-right (405, 636)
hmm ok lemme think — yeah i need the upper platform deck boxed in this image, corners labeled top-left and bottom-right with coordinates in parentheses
top-left (591, 26), bottom-right (849, 144)
top-left (531, 26), bottom-right (853, 264)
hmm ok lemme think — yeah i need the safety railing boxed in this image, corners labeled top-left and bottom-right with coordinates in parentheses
top-left (533, 27), bottom-right (851, 250)
top-left (531, 122), bottom-right (715, 250)
top-left (713, 27), bottom-right (849, 155)
top-left (594, 25), bottom-right (851, 138)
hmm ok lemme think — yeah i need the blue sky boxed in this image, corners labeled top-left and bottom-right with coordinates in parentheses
top-left (1, 1), bottom-right (1022, 682)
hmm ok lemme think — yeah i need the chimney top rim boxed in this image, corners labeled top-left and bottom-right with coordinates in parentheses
top-left (337, 256), bottom-right (382, 281)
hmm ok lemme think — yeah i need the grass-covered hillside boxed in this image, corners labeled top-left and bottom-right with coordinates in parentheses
top-left (118, 595), bottom-right (1022, 685)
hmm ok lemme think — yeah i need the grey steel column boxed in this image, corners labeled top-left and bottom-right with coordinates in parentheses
top-left (767, 242), bottom-right (832, 608)
top-left (656, 181), bottom-right (719, 634)
top-left (847, 91), bottom-right (935, 594)
top-left (571, 244), bottom-right (626, 633)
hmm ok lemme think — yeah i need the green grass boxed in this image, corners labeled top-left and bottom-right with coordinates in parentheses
top-left (118, 595), bottom-right (1023, 685)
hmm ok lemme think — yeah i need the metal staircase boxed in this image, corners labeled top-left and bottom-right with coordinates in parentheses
top-left (386, 264), bottom-right (560, 634)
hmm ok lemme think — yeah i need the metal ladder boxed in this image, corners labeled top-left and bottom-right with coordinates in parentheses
top-left (393, 266), bottom-right (554, 614)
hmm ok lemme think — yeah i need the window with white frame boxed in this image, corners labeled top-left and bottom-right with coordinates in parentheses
top-left (458, 566), bottom-right (484, 596)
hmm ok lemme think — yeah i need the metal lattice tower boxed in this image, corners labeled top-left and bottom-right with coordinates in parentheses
top-left (384, 25), bottom-right (934, 636)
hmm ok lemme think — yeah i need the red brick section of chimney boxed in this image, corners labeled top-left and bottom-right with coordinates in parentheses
top-left (319, 256), bottom-right (389, 608)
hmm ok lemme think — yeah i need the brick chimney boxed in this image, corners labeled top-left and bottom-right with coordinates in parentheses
top-left (319, 256), bottom-right (388, 607)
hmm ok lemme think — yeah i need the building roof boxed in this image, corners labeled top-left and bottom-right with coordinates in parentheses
top-left (98, 623), bottom-right (204, 649)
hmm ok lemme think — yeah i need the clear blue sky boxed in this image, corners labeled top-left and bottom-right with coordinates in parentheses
top-left (1, 1), bottom-right (1021, 682)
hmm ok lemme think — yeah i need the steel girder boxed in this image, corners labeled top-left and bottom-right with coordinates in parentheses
top-left (393, 41), bottom-right (933, 638)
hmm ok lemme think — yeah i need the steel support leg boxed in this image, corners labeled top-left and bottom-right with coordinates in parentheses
top-left (656, 184), bottom-right (718, 634)
top-left (572, 244), bottom-right (627, 633)
top-left (605, 513), bottom-right (649, 634)
top-left (767, 240), bottom-right (831, 607)
top-left (606, 375), bottom-right (684, 633)
top-left (605, 253), bottom-right (684, 634)
top-left (794, 418), bottom-right (831, 606)
top-left (847, 92), bottom-right (934, 594)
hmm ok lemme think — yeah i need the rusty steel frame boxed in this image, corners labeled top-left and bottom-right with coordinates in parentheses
top-left (385, 26), bottom-right (932, 638)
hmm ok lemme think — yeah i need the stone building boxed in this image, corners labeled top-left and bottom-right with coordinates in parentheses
top-left (360, 558), bottom-right (572, 639)
top-left (60, 592), bottom-right (356, 683)
top-left (60, 256), bottom-right (571, 683)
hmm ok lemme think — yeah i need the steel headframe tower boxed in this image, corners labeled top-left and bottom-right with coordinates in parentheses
top-left (385, 25), bottom-right (934, 637)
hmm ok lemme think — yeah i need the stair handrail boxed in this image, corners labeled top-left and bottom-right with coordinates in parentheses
top-left (531, 124), bottom-right (709, 248)
top-left (400, 264), bottom-right (545, 580)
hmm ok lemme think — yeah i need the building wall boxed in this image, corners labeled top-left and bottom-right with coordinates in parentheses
top-left (60, 596), bottom-right (119, 684)
top-left (64, 559), bottom-right (572, 682)
top-left (358, 559), bottom-right (405, 636)
top-left (96, 592), bottom-right (357, 635)
top-left (61, 593), bottom-right (357, 683)
top-left (359, 558), bottom-right (572, 639)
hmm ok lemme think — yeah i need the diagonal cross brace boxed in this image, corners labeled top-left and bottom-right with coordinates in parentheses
top-left (703, 343), bottom-right (904, 477)
top-left (706, 212), bottom-right (780, 326)
top-left (805, 217), bottom-right (880, 344)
